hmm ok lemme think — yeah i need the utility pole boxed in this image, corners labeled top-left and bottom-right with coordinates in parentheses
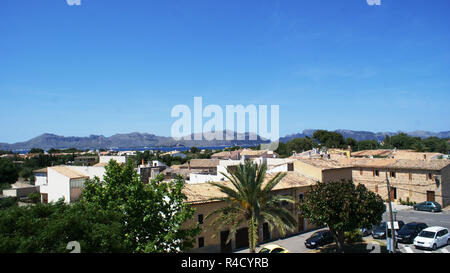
top-left (386, 172), bottom-right (397, 253)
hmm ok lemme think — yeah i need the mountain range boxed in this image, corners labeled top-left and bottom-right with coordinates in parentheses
top-left (280, 129), bottom-right (450, 142)
top-left (1, 130), bottom-right (449, 151)
top-left (0, 131), bottom-right (269, 151)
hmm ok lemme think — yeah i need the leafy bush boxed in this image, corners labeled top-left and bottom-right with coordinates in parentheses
top-left (399, 197), bottom-right (416, 206)
top-left (345, 229), bottom-right (363, 244)
top-left (27, 192), bottom-right (41, 203)
top-left (0, 197), bottom-right (17, 210)
top-left (0, 183), bottom-right (12, 191)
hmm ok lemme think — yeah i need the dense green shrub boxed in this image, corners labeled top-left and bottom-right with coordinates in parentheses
top-left (345, 229), bottom-right (363, 243)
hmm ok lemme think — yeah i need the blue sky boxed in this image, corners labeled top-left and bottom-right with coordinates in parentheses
top-left (1, 0), bottom-right (449, 143)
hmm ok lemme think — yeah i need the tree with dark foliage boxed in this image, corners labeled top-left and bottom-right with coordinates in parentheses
top-left (300, 180), bottom-right (385, 252)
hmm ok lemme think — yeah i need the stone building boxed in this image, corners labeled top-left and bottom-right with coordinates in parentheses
top-left (339, 158), bottom-right (450, 207)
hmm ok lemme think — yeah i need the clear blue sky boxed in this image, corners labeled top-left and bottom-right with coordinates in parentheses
top-left (1, 0), bottom-right (449, 143)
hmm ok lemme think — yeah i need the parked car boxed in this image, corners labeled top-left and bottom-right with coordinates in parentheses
top-left (413, 201), bottom-right (442, 212)
top-left (413, 226), bottom-right (450, 250)
top-left (372, 221), bottom-right (405, 239)
top-left (360, 225), bottom-right (375, 237)
top-left (258, 244), bottom-right (289, 253)
top-left (304, 230), bottom-right (334, 248)
top-left (397, 222), bottom-right (428, 244)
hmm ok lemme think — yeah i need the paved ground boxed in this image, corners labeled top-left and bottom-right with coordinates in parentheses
top-left (234, 227), bottom-right (327, 253)
top-left (234, 204), bottom-right (450, 253)
top-left (382, 205), bottom-right (450, 253)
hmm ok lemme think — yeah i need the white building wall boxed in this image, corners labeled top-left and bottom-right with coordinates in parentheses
top-left (45, 166), bottom-right (106, 204)
top-left (267, 164), bottom-right (288, 174)
top-left (47, 168), bottom-right (71, 203)
top-left (39, 184), bottom-right (48, 194)
top-left (99, 155), bottom-right (127, 164)
top-left (189, 173), bottom-right (223, 184)
top-left (34, 173), bottom-right (47, 186)
top-left (69, 166), bottom-right (107, 180)
top-left (152, 160), bottom-right (167, 167)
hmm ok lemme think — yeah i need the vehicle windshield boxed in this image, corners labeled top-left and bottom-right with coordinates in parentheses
top-left (311, 232), bottom-right (323, 238)
top-left (271, 248), bottom-right (285, 253)
top-left (259, 248), bottom-right (270, 253)
top-left (418, 231), bottom-right (436, 238)
top-left (401, 225), bottom-right (416, 231)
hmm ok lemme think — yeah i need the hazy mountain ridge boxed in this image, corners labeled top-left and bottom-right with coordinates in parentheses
top-left (0, 131), bottom-right (269, 151)
top-left (279, 129), bottom-right (450, 143)
top-left (1, 130), bottom-right (449, 151)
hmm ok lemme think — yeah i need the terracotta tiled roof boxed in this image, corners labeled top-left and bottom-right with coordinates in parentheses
top-left (33, 167), bottom-right (48, 173)
top-left (50, 166), bottom-right (89, 179)
top-left (183, 171), bottom-right (316, 204)
top-left (240, 149), bottom-right (268, 156)
top-left (189, 159), bottom-right (220, 168)
top-left (351, 149), bottom-right (394, 157)
top-left (390, 151), bottom-right (444, 160)
top-left (211, 151), bottom-right (232, 158)
top-left (290, 157), bottom-right (354, 170)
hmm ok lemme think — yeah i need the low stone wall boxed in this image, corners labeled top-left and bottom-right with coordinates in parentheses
top-left (2, 186), bottom-right (40, 198)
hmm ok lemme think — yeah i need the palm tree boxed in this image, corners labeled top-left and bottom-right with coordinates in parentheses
top-left (205, 161), bottom-right (297, 253)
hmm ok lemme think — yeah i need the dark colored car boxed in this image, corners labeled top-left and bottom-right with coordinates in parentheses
top-left (304, 230), bottom-right (334, 248)
top-left (372, 221), bottom-right (405, 239)
top-left (413, 202), bottom-right (442, 213)
top-left (397, 222), bottom-right (428, 244)
top-left (360, 225), bottom-right (376, 237)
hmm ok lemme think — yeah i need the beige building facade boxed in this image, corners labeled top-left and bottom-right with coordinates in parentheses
top-left (182, 172), bottom-right (317, 253)
top-left (340, 158), bottom-right (450, 207)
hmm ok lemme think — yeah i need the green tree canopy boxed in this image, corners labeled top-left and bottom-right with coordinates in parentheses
top-left (0, 200), bottom-right (125, 253)
top-left (313, 130), bottom-right (345, 148)
top-left (275, 137), bottom-right (317, 157)
top-left (81, 160), bottom-right (200, 252)
top-left (300, 180), bottom-right (385, 252)
top-left (29, 148), bottom-right (44, 154)
top-left (356, 140), bottom-right (380, 151)
top-left (0, 158), bottom-right (19, 184)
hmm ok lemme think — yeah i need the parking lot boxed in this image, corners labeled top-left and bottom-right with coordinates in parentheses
top-left (383, 205), bottom-right (450, 253)
top-left (234, 205), bottom-right (450, 253)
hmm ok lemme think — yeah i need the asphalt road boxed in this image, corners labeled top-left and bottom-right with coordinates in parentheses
top-left (234, 205), bottom-right (450, 253)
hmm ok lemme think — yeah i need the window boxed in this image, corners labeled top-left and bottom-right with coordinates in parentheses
top-left (298, 193), bottom-right (304, 202)
top-left (390, 171), bottom-right (396, 178)
top-left (375, 170), bottom-right (379, 177)
top-left (427, 173), bottom-right (433, 180)
top-left (227, 166), bottom-right (237, 174)
top-left (70, 179), bottom-right (85, 188)
top-left (198, 214), bottom-right (204, 224)
top-left (41, 193), bottom-right (48, 204)
top-left (360, 168), bottom-right (363, 175)
top-left (287, 163), bottom-right (294, 171)
top-left (198, 237), bottom-right (204, 248)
